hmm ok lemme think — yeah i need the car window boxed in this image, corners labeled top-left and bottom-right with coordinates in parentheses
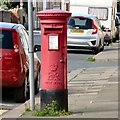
top-left (68, 17), bottom-right (92, 29)
top-left (88, 7), bottom-right (108, 20)
top-left (0, 30), bottom-right (13, 49)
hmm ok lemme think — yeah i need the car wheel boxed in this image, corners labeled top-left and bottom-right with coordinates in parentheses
top-left (15, 76), bottom-right (29, 103)
top-left (93, 47), bottom-right (100, 54)
top-left (112, 37), bottom-right (116, 42)
top-left (35, 71), bottom-right (40, 94)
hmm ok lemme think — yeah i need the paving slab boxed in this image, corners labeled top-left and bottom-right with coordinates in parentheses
top-left (0, 42), bottom-right (119, 119)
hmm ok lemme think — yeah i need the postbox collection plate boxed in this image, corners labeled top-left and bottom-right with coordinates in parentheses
top-left (48, 34), bottom-right (59, 50)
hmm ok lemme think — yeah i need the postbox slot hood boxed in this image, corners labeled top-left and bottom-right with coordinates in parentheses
top-left (44, 27), bottom-right (63, 34)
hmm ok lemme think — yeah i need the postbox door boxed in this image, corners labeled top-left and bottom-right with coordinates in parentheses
top-left (41, 33), bottom-right (66, 90)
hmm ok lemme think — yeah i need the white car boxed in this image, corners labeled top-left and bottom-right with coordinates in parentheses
top-left (67, 14), bottom-right (104, 54)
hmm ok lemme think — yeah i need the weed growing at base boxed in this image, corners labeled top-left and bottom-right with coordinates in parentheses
top-left (32, 100), bottom-right (72, 116)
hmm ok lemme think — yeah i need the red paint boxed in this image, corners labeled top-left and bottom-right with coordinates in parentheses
top-left (37, 10), bottom-right (71, 90)
top-left (0, 23), bottom-right (41, 88)
top-left (92, 21), bottom-right (98, 34)
top-left (0, 29), bottom-right (26, 87)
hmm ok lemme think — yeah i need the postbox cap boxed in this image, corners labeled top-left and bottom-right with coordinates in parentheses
top-left (37, 9), bottom-right (71, 18)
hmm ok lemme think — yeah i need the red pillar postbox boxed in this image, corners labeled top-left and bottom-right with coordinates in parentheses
top-left (37, 9), bottom-right (71, 111)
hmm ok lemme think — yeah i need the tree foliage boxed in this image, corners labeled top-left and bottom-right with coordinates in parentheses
top-left (0, 1), bottom-right (28, 14)
top-left (0, 0), bottom-right (12, 8)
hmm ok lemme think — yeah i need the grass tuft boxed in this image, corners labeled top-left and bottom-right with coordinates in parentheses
top-left (32, 100), bottom-right (72, 117)
top-left (87, 57), bottom-right (96, 62)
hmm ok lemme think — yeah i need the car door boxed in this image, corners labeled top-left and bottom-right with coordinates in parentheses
top-left (17, 27), bottom-right (29, 73)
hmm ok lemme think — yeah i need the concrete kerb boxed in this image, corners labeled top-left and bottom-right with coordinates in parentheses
top-left (1, 42), bottom-right (119, 119)
top-left (0, 102), bottom-right (26, 119)
top-left (93, 51), bottom-right (119, 62)
top-left (93, 42), bottom-right (119, 62)
top-left (0, 68), bottom-right (83, 119)
top-left (68, 68), bottom-right (86, 82)
top-left (1, 66), bottom-right (117, 119)
top-left (0, 95), bottom-right (40, 119)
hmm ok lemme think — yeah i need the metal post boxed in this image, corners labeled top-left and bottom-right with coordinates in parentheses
top-left (28, 0), bottom-right (35, 111)
top-left (33, 0), bottom-right (37, 29)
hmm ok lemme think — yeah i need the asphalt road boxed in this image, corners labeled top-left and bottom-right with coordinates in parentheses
top-left (0, 34), bottom-right (118, 116)
top-left (67, 48), bottom-right (118, 72)
top-left (34, 34), bottom-right (118, 73)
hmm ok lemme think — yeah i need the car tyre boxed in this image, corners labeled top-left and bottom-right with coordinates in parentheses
top-left (93, 48), bottom-right (100, 54)
top-left (112, 38), bottom-right (117, 43)
top-left (15, 76), bottom-right (29, 103)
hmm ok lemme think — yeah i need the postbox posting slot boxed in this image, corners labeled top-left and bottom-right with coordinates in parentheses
top-left (44, 28), bottom-right (63, 34)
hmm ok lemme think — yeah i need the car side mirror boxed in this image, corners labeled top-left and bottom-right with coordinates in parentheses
top-left (34, 45), bottom-right (41, 52)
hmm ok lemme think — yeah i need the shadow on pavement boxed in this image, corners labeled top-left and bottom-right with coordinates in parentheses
top-left (67, 49), bottom-right (94, 55)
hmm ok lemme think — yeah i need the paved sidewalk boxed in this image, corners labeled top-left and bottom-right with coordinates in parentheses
top-left (0, 42), bottom-right (119, 119)
top-left (94, 41), bottom-right (120, 61)
top-left (67, 66), bottom-right (118, 118)
top-left (1, 67), bottom-right (118, 119)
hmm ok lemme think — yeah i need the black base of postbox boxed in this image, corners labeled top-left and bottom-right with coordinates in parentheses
top-left (40, 89), bottom-right (68, 112)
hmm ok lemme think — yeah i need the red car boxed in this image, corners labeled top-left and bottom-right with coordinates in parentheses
top-left (0, 22), bottom-right (41, 102)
